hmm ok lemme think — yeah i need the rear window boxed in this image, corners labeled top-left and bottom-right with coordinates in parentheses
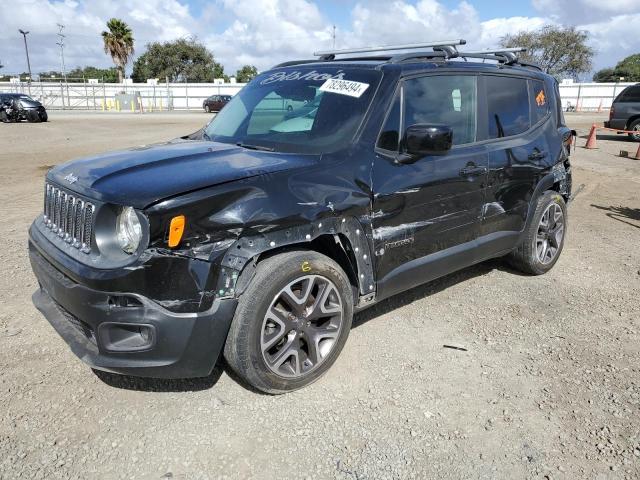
top-left (617, 86), bottom-right (640, 103)
top-left (485, 76), bottom-right (530, 138)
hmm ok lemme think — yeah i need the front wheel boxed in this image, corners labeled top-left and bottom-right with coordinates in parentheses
top-left (508, 191), bottom-right (567, 275)
top-left (204, 105), bottom-right (210, 113)
top-left (224, 251), bottom-right (353, 394)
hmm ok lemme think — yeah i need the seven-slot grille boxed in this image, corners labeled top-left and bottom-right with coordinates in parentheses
top-left (43, 183), bottom-right (95, 253)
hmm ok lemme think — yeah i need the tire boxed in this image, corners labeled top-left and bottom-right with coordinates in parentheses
top-left (39, 111), bottom-right (48, 122)
top-left (204, 105), bottom-right (210, 113)
top-left (628, 118), bottom-right (640, 142)
top-left (224, 250), bottom-right (354, 394)
top-left (508, 190), bottom-right (567, 275)
top-left (27, 110), bottom-right (41, 123)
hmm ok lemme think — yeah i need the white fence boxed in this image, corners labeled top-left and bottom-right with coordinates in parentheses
top-left (0, 80), bottom-right (636, 112)
top-left (558, 82), bottom-right (636, 112)
top-left (0, 80), bottom-right (246, 111)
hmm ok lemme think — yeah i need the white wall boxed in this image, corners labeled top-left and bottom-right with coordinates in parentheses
top-left (1, 80), bottom-right (637, 112)
top-left (558, 82), bottom-right (636, 111)
top-left (0, 81), bottom-right (246, 110)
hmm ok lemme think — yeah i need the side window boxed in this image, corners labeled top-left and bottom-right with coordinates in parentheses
top-left (403, 75), bottom-right (477, 146)
top-left (377, 90), bottom-right (401, 151)
top-left (530, 80), bottom-right (550, 125)
top-left (619, 86), bottom-right (640, 102)
top-left (486, 76), bottom-right (530, 138)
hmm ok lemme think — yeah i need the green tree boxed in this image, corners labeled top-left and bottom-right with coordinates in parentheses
top-left (500, 25), bottom-right (593, 79)
top-left (101, 18), bottom-right (134, 83)
top-left (132, 39), bottom-right (225, 83)
top-left (612, 54), bottom-right (640, 82)
top-left (67, 66), bottom-right (119, 82)
top-left (235, 65), bottom-right (258, 83)
top-left (593, 68), bottom-right (617, 82)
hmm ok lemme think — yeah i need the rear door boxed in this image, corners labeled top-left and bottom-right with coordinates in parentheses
top-left (372, 73), bottom-right (488, 296)
top-left (479, 74), bottom-right (552, 252)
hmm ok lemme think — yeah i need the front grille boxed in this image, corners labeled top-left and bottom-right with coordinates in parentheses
top-left (43, 183), bottom-right (95, 253)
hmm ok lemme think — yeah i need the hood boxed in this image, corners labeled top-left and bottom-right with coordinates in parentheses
top-left (48, 140), bottom-right (318, 208)
top-left (20, 99), bottom-right (42, 108)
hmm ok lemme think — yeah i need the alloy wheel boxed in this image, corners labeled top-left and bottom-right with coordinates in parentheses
top-left (260, 275), bottom-right (344, 378)
top-left (536, 202), bottom-right (565, 265)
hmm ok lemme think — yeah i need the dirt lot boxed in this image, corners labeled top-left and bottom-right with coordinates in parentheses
top-left (1, 111), bottom-right (639, 480)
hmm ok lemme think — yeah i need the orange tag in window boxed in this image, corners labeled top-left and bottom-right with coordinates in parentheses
top-left (536, 90), bottom-right (546, 107)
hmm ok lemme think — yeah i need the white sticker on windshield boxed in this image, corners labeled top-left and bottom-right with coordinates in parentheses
top-left (319, 78), bottom-right (369, 98)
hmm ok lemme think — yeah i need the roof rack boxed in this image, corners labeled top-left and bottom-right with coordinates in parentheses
top-left (313, 40), bottom-right (466, 61)
top-left (272, 43), bottom-right (540, 71)
top-left (460, 48), bottom-right (527, 65)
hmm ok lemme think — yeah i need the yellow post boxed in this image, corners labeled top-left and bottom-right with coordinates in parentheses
top-left (148, 99), bottom-right (153, 113)
top-left (107, 100), bottom-right (111, 111)
top-left (130, 100), bottom-right (134, 112)
top-left (100, 99), bottom-right (105, 111)
top-left (159, 99), bottom-right (163, 111)
top-left (116, 100), bottom-right (121, 112)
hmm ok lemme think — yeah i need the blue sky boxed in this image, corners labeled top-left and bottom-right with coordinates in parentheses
top-left (1, 0), bottom-right (639, 79)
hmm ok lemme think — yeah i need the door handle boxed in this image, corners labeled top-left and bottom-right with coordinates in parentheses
top-left (528, 151), bottom-right (547, 160)
top-left (459, 165), bottom-right (487, 177)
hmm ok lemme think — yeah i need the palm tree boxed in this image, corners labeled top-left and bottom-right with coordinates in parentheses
top-left (101, 18), bottom-right (134, 83)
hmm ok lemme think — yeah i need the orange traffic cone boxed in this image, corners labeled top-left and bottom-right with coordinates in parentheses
top-left (585, 124), bottom-right (598, 149)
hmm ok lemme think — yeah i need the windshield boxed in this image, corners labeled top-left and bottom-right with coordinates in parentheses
top-left (204, 67), bottom-right (381, 154)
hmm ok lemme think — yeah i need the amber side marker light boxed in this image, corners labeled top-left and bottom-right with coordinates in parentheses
top-left (168, 215), bottom-right (186, 248)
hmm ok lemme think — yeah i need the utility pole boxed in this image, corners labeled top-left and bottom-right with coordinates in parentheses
top-left (332, 25), bottom-right (336, 49)
top-left (18, 29), bottom-right (32, 94)
top-left (56, 23), bottom-right (68, 109)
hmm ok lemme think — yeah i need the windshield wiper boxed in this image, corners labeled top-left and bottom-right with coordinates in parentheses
top-left (236, 142), bottom-right (275, 152)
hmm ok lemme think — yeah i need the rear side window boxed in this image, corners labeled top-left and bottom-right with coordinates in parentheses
top-left (617, 86), bottom-right (640, 103)
top-left (485, 76), bottom-right (530, 138)
top-left (403, 75), bottom-right (477, 145)
top-left (530, 80), bottom-right (550, 125)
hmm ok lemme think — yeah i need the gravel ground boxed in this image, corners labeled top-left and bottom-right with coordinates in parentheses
top-left (1, 111), bottom-right (639, 480)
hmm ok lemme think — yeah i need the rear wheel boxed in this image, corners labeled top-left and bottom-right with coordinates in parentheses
top-left (204, 105), bottom-right (211, 113)
top-left (628, 119), bottom-right (640, 142)
top-left (508, 190), bottom-right (567, 275)
top-left (224, 251), bottom-right (353, 394)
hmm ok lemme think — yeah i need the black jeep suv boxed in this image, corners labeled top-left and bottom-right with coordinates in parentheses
top-left (29, 42), bottom-right (572, 393)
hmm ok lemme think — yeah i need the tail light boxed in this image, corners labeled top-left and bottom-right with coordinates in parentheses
top-left (609, 105), bottom-right (615, 121)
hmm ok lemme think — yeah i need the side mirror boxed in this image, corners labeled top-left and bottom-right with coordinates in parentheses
top-left (402, 124), bottom-right (453, 160)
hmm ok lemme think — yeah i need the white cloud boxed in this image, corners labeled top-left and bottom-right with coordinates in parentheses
top-left (532, 0), bottom-right (640, 24)
top-left (0, 0), bottom-right (637, 79)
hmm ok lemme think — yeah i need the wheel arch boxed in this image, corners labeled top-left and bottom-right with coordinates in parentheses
top-left (627, 115), bottom-right (640, 130)
top-left (218, 217), bottom-right (376, 307)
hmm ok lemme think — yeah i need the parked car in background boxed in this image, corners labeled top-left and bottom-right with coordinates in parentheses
top-left (203, 95), bottom-right (232, 113)
top-left (605, 83), bottom-right (640, 141)
top-left (0, 93), bottom-right (48, 122)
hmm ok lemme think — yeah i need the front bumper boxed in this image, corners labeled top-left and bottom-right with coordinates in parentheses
top-left (29, 240), bottom-right (238, 379)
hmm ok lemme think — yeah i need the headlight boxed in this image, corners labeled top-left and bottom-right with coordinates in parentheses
top-left (116, 207), bottom-right (142, 254)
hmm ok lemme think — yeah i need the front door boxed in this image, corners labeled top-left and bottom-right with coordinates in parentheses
top-left (372, 73), bottom-right (487, 298)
